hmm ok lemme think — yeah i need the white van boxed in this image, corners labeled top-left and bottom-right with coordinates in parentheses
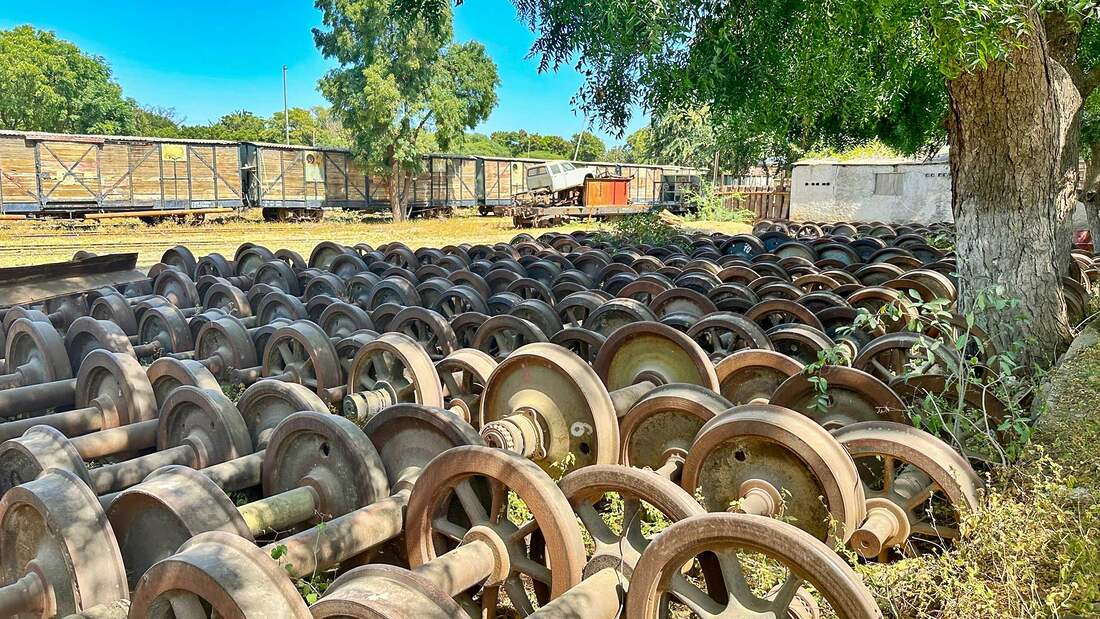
top-left (525, 161), bottom-right (596, 193)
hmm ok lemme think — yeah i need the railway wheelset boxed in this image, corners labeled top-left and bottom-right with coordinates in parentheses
top-left (0, 219), bottom-right (1093, 618)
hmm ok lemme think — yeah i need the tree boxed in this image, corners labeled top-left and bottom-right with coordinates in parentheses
top-left (570, 130), bottom-right (605, 161)
top-left (453, 132), bottom-right (512, 157)
top-left (0, 26), bottom-right (135, 134)
top-left (623, 127), bottom-right (652, 163)
top-left (266, 106), bottom-right (351, 147)
top-left (512, 0), bottom-right (1100, 361)
top-left (132, 103), bottom-right (183, 138)
top-left (314, 0), bottom-right (499, 221)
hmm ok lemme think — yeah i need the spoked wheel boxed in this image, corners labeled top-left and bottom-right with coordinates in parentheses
top-left (549, 326), bottom-right (606, 365)
top-left (687, 312), bottom-right (773, 362)
top-left (390, 306), bottom-right (459, 362)
top-left (542, 465), bottom-right (708, 614)
top-left (834, 421), bottom-right (982, 561)
top-left (435, 348), bottom-right (497, 426)
top-left (472, 314), bottom-right (549, 362)
top-left (402, 445), bottom-right (587, 615)
top-left (344, 332), bottom-right (444, 421)
top-left (261, 321), bottom-right (342, 400)
top-left (852, 332), bottom-right (964, 384)
top-left (451, 311), bottom-right (490, 349)
top-left (625, 513), bottom-right (881, 619)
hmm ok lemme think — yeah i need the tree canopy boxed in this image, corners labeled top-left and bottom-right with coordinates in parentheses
top-left (314, 0), bottom-right (499, 219)
top-left (504, 0), bottom-right (1100, 359)
top-left (0, 25), bottom-right (135, 134)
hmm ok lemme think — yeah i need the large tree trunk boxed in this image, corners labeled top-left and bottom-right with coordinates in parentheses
top-left (946, 16), bottom-right (1081, 364)
top-left (388, 160), bottom-right (406, 223)
top-left (1083, 143), bottom-right (1100, 246)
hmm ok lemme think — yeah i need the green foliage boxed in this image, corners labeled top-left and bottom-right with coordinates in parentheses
top-left (451, 132), bottom-right (512, 156)
top-left (816, 287), bottom-right (1042, 467)
top-left (516, 148), bottom-right (568, 160)
top-left (314, 0), bottom-right (499, 218)
top-left (0, 25), bottom-right (135, 134)
top-left (854, 453), bottom-right (1100, 618)
top-left (511, 0), bottom-right (1100, 170)
top-left (1035, 326), bottom-right (1100, 498)
top-left (682, 183), bottom-right (755, 223)
top-left (607, 213), bottom-right (679, 248)
top-left (623, 127), bottom-right (653, 163)
top-left (490, 130), bottom-right (572, 157)
top-left (569, 130), bottom-right (605, 161)
top-left (802, 139), bottom-right (906, 162)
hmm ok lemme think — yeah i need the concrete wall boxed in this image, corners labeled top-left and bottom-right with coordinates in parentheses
top-left (789, 162), bottom-right (953, 224)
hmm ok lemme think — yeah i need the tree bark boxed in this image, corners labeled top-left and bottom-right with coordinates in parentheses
top-left (946, 15), bottom-right (1081, 364)
top-left (1083, 143), bottom-right (1100, 246)
top-left (388, 159), bottom-right (406, 223)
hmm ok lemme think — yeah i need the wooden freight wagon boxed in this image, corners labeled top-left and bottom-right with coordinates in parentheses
top-left (0, 130), bottom-right (242, 217)
top-left (240, 142), bottom-right (334, 218)
top-left (412, 154), bottom-right (478, 214)
top-left (319, 149), bottom-right (394, 212)
top-left (476, 157), bottom-right (528, 210)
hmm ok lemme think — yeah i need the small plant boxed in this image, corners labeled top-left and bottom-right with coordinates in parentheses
top-left (683, 183), bottom-right (755, 223)
top-left (270, 522), bottom-right (337, 605)
top-left (606, 213), bottom-right (681, 248)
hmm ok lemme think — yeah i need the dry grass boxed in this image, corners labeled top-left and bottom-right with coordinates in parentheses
top-left (0, 208), bottom-right (751, 269)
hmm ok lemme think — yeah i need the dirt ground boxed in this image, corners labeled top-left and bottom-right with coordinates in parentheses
top-left (0, 209), bottom-right (752, 269)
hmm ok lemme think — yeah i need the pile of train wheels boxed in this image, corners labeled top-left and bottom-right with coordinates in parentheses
top-left (0, 218), bottom-right (1085, 618)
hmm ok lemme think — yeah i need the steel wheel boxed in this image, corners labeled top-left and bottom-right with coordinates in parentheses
top-left (688, 312), bottom-right (773, 362)
top-left (714, 350), bottom-right (804, 405)
top-left (391, 306), bottom-right (459, 362)
top-left (346, 332), bottom-right (444, 416)
top-left (582, 298), bottom-right (658, 336)
top-left (594, 321), bottom-right (719, 392)
top-left (480, 342), bottom-right (618, 473)
top-left (682, 404), bottom-right (866, 543)
top-left (472, 314), bottom-right (549, 362)
top-left (619, 384), bottom-right (732, 482)
top-left (0, 470), bottom-right (129, 617)
top-left (262, 321), bottom-right (342, 398)
top-left (435, 348), bottom-right (497, 426)
top-left (550, 326), bottom-right (606, 365)
top-left (404, 445), bottom-right (587, 614)
top-left (625, 515), bottom-right (878, 617)
top-left (770, 366), bottom-right (906, 429)
top-left (834, 421), bottom-right (982, 561)
top-left (852, 332), bottom-right (964, 383)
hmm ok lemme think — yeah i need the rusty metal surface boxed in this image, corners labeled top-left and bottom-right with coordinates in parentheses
top-left (0, 254), bottom-right (143, 308)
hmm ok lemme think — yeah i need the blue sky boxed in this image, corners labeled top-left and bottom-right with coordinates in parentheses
top-left (0, 0), bottom-right (647, 144)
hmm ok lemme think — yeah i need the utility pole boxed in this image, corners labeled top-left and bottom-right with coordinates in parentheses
top-left (282, 65), bottom-right (290, 144)
top-left (572, 121), bottom-right (588, 161)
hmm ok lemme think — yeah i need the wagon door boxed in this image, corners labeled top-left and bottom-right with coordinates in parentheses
top-left (475, 159), bottom-right (486, 205)
top-left (35, 138), bottom-right (103, 209)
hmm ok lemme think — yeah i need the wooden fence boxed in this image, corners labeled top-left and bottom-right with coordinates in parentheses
top-left (717, 185), bottom-right (790, 220)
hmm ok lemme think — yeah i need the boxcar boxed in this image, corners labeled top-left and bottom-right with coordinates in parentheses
top-left (415, 154), bottom-right (478, 213)
top-left (240, 142), bottom-right (343, 213)
top-left (0, 130), bottom-right (243, 216)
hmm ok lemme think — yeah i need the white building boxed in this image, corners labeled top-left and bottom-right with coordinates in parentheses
top-left (789, 151), bottom-right (952, 224)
